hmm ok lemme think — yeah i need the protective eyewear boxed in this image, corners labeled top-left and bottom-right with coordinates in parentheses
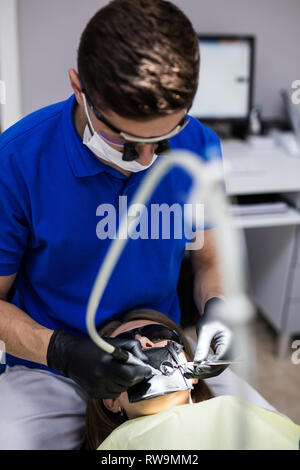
top-left (81, 88), bottom-right (190, 145)
top-left (114, 324), bottom-right (185, 347)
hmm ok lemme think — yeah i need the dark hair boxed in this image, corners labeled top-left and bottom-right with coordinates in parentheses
top-left (85, 309), bottom-right (214, 450)
top-left (77, 0), bottom-right (200, 118)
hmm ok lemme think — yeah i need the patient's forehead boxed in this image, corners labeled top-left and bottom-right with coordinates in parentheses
top-left (110, 319), bottom-right (162, 337)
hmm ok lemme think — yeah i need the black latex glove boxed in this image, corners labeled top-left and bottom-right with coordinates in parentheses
top-left (192, 297), bottom-right (234, 379)
top-left (47, 329), bottom-right (152, 398)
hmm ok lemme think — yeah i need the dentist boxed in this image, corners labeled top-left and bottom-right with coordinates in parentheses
top-left (0, 0), bottom-right (231, 450)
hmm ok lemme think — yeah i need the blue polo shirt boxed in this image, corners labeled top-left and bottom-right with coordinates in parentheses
top-left (0, 94), bottom-right (222, 370)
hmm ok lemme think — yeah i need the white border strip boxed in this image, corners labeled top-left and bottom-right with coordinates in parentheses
top-left (0, 0), bottom-right (22, 131)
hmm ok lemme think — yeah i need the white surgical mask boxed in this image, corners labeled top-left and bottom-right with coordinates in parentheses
top-left (82, 95), bottom-right (158, 173)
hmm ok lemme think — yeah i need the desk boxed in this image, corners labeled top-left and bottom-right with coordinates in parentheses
top-left (222, 139), bottom-right (300, 357)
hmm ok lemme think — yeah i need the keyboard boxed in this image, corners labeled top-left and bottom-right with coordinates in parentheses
top-left (229, 202), bottom-right (288, 216)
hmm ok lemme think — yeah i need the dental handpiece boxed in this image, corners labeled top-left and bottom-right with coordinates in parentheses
top-left (112, 346), bottom-right (161, 377)
top-left (86, 334), bottom-right (160, 377)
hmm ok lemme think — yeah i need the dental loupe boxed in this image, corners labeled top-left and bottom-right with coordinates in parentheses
top-left (86, 150), bottom-right (255, 446)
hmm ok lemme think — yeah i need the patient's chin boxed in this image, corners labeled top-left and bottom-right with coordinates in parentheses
top-left (123, 390), bottom-right (191, 419)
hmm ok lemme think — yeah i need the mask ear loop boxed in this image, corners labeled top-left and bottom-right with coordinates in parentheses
top-left (83, 92), bottom-right (130, 158)
top-left (82, 93), bottom-right (97, 135)
top-left (83, 92), bottom-right (139, 162)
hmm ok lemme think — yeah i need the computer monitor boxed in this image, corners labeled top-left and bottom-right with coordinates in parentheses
top-left (189, 35), bottom-right (255, 122)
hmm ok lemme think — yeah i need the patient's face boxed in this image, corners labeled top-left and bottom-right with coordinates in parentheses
top-left (103, 320), bottom-right (195, 419)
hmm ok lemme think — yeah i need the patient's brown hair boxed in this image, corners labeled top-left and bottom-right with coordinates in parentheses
top-left (85, 309), bottom-right (214, 450)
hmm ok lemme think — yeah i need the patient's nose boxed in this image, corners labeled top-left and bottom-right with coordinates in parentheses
top-left (135, 334), bottom-right (155, 349)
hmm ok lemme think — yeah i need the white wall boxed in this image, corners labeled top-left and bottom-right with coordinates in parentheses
top-left (17, 0), bottom-right (300, 119)
top-left (0, 0), bottom-right (22, 130)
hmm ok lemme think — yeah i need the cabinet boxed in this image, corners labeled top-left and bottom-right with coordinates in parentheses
top-left (222, 139), bottom-right (300, 357)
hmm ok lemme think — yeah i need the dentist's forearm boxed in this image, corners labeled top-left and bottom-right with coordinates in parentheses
top-left (193, 266), bottom-right (225, 314)
top-left (191, 229), bottom-right (225, 315)
top-left (0, 299), bottom-right (54, 365)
